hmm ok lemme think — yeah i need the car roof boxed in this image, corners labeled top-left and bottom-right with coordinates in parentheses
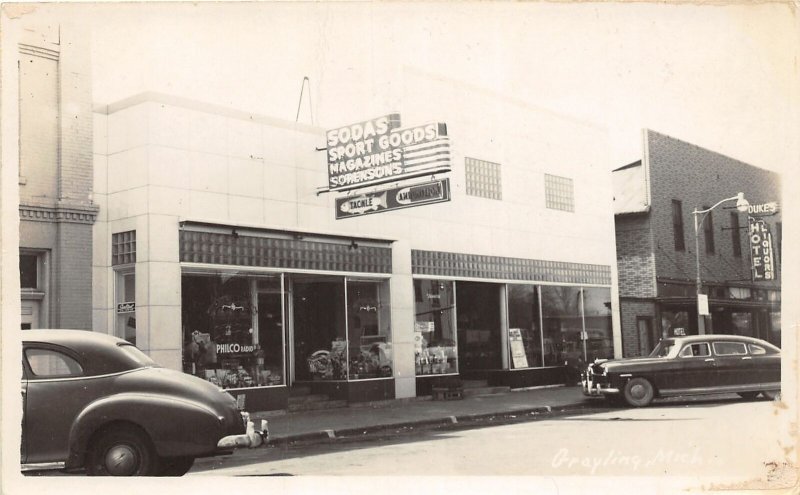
top-left (667, 334), bottom-right (779, 350)
top-left (23, 329), bottom-right (129, 350)
top-left (22, 329), bottom-right (151, 375)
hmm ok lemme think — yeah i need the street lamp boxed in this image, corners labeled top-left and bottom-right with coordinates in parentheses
top-left (692, 192), bottom-right (750, 334)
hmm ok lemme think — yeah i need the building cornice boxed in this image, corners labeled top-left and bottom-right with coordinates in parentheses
top-left (19, 203), bottom-right (99, 225)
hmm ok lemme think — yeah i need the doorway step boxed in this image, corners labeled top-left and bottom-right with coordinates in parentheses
top-left (288, 386), bottom-right (347, 412)
top-left (461, 379), bottom-right (510, 398)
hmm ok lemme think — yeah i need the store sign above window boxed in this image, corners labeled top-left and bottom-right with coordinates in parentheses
top-left (747, 201), bottom-right (779, 216)
top-left (335, 178), bottom-right (451, 219)
top-left (326, 113), bottom-right (451, 192)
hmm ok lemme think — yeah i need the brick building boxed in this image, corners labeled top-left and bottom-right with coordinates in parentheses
top-left (614, 130), bottom-right (781, 356)
top-left (17, 23), bottom-right (98, 329)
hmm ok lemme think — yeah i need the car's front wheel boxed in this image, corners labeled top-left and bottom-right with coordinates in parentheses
top-left (158, 456), bottom-right (195, 476)
top-left (86, 425), bottom-right (159, 476)
top-left (737, 392), bottom-right (760, 400)
top-left (761, 390), bottom-right (781, 401)
top-left (622, 377), bottom-right (655, 407)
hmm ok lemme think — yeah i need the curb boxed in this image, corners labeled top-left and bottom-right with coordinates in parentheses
top-left (266, 400), bottom-right (602, 447)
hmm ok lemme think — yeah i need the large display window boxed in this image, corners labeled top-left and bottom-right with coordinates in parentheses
top-left (181, 273), bottom-right (285, 389)
top-left (541, 285), bottom-right (583, 367)
top-left (346, 279), bottom-right (392, 379)
top-left (293, 275), bottom-right (393, 382)
top-left (507, 284), bottom-right (543, 368)
top-left (413, 279), bottom-right (458, 375)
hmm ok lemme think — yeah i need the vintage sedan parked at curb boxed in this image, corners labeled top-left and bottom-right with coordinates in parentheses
top-left (582, 335), bottom-right (780, 407)
top-left (21, 329), bottom-right (269, 476)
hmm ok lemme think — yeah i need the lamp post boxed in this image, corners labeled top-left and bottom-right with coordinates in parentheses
top-left (692, 192), bottom-right (750, 334)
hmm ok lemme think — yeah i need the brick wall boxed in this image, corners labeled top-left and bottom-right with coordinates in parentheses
top-left (619, 299), bottom-right (657, 357)
top-left (615, 213), bottom-right (656, 298)
top-left (58, 27), bottom-right (94, 206)
top-left (55, 222), bottom-right (94, 328)
top-left (18, 24), bottom-right (96, 330)
top-left (646, 130), bottom-right (782, 289)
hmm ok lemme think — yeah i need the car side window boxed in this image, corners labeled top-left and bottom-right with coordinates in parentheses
top-left (748, 344), bottom-right (767, 355)
top-left (712, 342), bottom-right (747, 356)
top-left (679, 343), bottom-right (710, 357)
top-left (25, 348), bottom-right (83, 378)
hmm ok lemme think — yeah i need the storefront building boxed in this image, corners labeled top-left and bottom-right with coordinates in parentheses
top-left (614, 130), bottom-right (782, 357)
top-left (92, 70), bottom-right (621, 411)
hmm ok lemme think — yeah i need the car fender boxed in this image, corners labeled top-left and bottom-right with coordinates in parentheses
top-left (610, 372), bottom-right (660, 396)
top-left (67, 392), bottom-right (225, 468)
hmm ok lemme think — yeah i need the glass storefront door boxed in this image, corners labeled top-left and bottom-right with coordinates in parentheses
top-left (456, 281), bottom-right (502, 373)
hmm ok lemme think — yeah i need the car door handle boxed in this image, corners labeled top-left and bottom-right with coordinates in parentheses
top-left (704, 358), bottom-right (715, 362)
top-left (742, 356), bottom-right (752, 360)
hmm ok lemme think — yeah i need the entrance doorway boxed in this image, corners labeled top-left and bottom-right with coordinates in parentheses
top-left (256, 287), bottom-right (285, 388)
top-left (456, 281), bottom-right (502, 378)
top-left (290, 275), bottom-right (347, 384)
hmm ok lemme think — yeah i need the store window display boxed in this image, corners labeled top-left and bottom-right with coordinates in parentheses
top-left (541, 285), bottom-right (583, 367)
top-left (292, 275), bottom-right (393, 382)
top-left (413, 279), bottom-right (458, 375)
top-left (507, 284), bottom-right (543, 368)
top-left (346, 279), bottom-right (392, 379)
top-left (181, 273), bottom-right (285, 389)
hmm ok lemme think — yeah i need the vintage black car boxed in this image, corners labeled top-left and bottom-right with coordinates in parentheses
top-left (21, 329), bottom-right (268, 476)
top-left (582, 334), bottom-right (780, 407)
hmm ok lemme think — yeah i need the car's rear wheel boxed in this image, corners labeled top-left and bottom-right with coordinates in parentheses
top-left (761, 390), bottom-right (781, 401)
top-left (622, 377), bottom-right (654, 407)
top-left (86, 425), bottom-right (158, 476)
top-left (738, 392), bottom-right (760, 400)
top-left (158, 456), bottom-right (195, 476)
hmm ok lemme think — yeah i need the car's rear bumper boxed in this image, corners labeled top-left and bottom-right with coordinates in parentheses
top-left (216, 412), bottom-right (269, 451)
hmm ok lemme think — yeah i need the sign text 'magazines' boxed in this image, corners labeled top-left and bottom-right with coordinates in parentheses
top-left (326, 114), bottom-right (449, 191)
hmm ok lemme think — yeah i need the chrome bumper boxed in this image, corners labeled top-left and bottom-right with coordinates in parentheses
top-left (217, 412), bottom-right (269, 449)
top-left (581, 370), bottom-right (619, 396)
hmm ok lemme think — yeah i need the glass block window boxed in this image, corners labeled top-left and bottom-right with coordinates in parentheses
top-left (112, 231), bottom-right (137, 265)
top-left (544, 174), bottom-right (574, 212)
top-left (465, 157), bottom-right (502, 200)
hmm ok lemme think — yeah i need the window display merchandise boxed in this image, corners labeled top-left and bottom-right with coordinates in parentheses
top-left (414, 279), bottom-right (458, 375)
top-left (292, 275), bottom-right (394, 382)
top-left (182, 274), bottom-right (284, 389)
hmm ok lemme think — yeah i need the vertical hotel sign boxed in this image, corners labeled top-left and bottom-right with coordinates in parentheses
top-left (326, 114), bottom-right (451, 192)
top-left (748, 216), bottom-right (776, 281)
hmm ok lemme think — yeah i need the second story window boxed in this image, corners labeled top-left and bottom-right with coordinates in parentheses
top-left (703, 206), bottom-right (715, 254)
top-left (730, 212), bottom-right (742, 257)
top-left (544, 174), bottom-right (574, 212)
top-left (465, 157), bottom-right (502, 200)
top-left (671, 200), bottom-right (685, 251)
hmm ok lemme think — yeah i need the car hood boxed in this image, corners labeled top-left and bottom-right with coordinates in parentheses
top-left (116, 366), bottom-right (239, 412)
top-left (593, 357), bottom-right (666, 372)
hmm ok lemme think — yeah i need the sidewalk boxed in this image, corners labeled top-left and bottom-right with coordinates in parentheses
top-left (250, 385), bottom-right (594, 445)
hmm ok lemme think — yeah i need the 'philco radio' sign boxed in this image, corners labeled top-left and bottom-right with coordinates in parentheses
top-left (749, 217), bottom-right (777, 281)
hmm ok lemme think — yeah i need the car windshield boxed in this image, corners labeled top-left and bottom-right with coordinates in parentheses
top-left (118, 343), bottom-right (158, 368)
top-left (649, 339), bottom-right (676, 358)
